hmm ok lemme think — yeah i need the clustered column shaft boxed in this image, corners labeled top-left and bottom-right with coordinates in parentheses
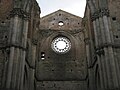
top-left (91, 7), bottom-right (119, 89)
top-left (5, 8), bottom-right (29, 90)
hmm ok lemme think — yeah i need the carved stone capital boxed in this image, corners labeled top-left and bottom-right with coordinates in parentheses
top-left (32, 39), bottom-right (38, 45)
top-left (91, 10), bottom-right (99, 21)
top-left (10, 8), bottom-right (30, 19)
top-left (91, 8), bottom-right (109, 21)
top-left (99, 8), bottom-right (109, 17)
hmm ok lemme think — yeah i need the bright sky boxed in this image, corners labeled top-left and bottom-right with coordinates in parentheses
top-left (36, 0), bottom-right (86, 17)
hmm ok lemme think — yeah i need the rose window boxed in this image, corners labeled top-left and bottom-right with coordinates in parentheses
top-left (51, 37), bottom-right (71, 54)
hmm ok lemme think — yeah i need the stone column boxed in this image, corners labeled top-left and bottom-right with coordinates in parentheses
top-left (103, 15), bottom-right (118, 88)
top-left (98, 7), bottom-right (119, 89)
top-left (88, 0), bottom-right (119, 89)
top-left (6, 47), bottom-right (15, 88)
top-left (11, 16), bottom-right (22, 89)
top-left (94, 19), bottom-right (104, 89)
top-left (6, 15), bottom-right (19, 88)
top-left (28, 39), bottom-right (37, 90)
top-left (5, 8), bottom-right (29, 90)
top-left (20, 17), bottom-right (29, 90)
top-left (91, 13), bottom-right (104, 89)
top-left (98, 17), bottom-right (108, 88)
top-left (108, 17), bottom-right (120, 86)
top-left (99, 0), bottom-right (119, 88)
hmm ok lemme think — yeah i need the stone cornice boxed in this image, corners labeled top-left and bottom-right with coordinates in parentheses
top-left (95, 43), bottom-right (120, 56)
top-left (39, 29), bottom-right (83, 36)
top-left (0, 44), bottom-right (27, 51)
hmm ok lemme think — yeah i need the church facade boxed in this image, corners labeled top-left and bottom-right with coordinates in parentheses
top-left (0, 0), bottom-right (120, 90)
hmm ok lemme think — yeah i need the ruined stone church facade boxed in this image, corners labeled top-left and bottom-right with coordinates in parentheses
top-left (0, 0), bottom-right (120, 90)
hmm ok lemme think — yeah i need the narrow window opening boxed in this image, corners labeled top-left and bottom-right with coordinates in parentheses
top-left (59, 14), bottom-right (61, 16)
top-left (1, 21), bottom-right (4, 23)
top-left (112, 17), bottom-right (116, 21)
top-left (4, 36), bottom-right (8, 38)
top-left (41, 52), bottom-right (45, 60)
top-left (116, 35), bottom-right (119, 38)
top-left (42, 84), bottom-right (45, 86)
top-left (53, 83), bottom-right (56, 87)
top-left (48, 57), bottom-right (50, 59)
top-left (58, 21), bottom-right (64, 26)
top-left (66, 18), bottom-right (68, 20)
top-left (6, 17), bottom-right (9, 19)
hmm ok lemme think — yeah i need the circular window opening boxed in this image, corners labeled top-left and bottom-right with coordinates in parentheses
top-left (58, 21), bottom-right (64, 26)
top-left (51, 37), bottom-right (71, 54)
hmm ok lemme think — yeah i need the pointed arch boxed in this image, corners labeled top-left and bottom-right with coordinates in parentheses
top-left (87, 0), bottom-right (96, 14)
top-left (95, 64), bottom-right (101, 89)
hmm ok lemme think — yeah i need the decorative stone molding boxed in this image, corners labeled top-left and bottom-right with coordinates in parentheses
top-left (39, 29), bottom-right (82, 38)
top-left (69, 29), bottom-right (82, 34)
top-left (95, 48), bottom-right (104, 56)
top-left (91, 8), bottom-right (109, 21)
top-left (9, 8), bottom-right (30, 19)
top-left (0, 44), bottom-right (26, 51)
top-left (32, 39), bottom-right (38, 45)
top-left (10, 44), bottom-right (27, 51)
top-left (95, 42), bottom-right (115, 56)
top-left (84, 38), bottom-right (90, 45)
top-left (102, 43), bottom-right (113, 47)
top-left (88, 55), bottom-right (97, 69)
top-left (5, 48), bottom-right (10, 54)
top-left (113, 44), bottom-right (120, 48)
top-left (39, 30), bottom-right (55, 37)
top-left (100, 43), bottom-right (120, 48)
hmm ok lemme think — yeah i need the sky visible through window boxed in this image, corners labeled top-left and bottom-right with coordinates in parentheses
top-left (36, 0), bottom-right (86, 17)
